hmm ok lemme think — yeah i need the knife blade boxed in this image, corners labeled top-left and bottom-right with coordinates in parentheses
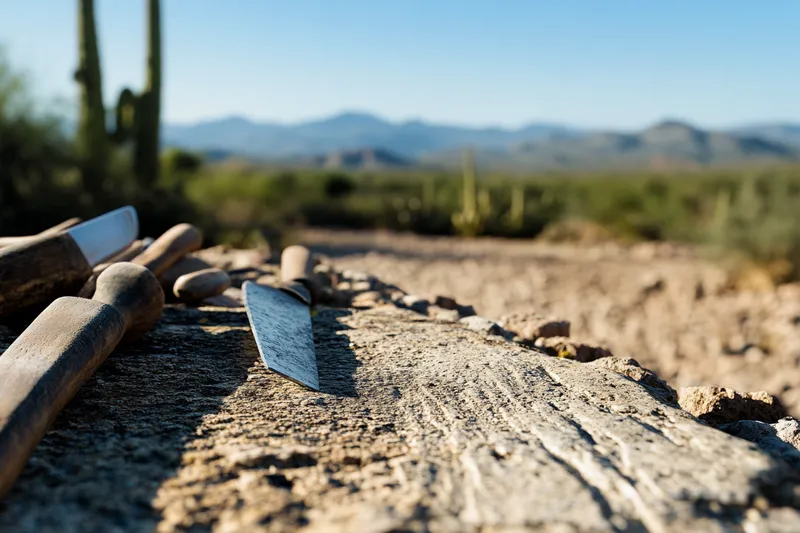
top-left (242, 245), bottom-right (319, 391)
top-left (0, 262), bottom-right (164, 500)
top-left (0, 206), bottom-right (139, 319)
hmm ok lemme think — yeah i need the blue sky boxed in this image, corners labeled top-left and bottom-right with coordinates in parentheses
top-left (1, 0), bottom-right (798, 129)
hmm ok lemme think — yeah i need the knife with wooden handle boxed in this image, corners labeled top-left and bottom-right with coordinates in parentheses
top-left (0, 218), bottom-right (83, 248)
top-left (0, 207), bottom-right (138, 320)
top-left (242, 245), bottom-right (320, 391)
top-left (0, 262), bottom-right (164, 500)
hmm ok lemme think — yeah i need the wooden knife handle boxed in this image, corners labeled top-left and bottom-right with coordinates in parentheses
top-left (158, 255), bottom-right (212, 293)
top-left (0, 262), bottom-right (163, 499)
top-left (173, 268), bottom-right (231, 304)
top-left (0, 233), bottom-right (93, 320)
top-left (131, 223), bottom-right (203, 277)
top-left (279, 245), bottom-right (319, 305)
top-left (280, 245), bottom-right (315, 284)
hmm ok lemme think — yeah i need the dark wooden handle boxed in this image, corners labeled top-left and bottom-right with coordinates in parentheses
top-left (0, 218), bottom-right (83, 248)
top-left (131, 223), bottom-right (203, 277)
top-left (0, 233), bottom-right (93, 320)
top-left (173, 268), bottom-right (231, 304)
top-left (0, 262), bottom-right (163, 499)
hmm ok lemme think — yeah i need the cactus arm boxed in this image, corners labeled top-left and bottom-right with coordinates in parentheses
top-left (75, 0), bottom-right (108, 190)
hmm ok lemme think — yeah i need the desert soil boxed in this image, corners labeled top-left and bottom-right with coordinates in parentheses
top-left (300, 229), bottom-right (800, 416)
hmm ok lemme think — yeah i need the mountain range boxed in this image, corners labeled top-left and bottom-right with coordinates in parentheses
top-left (162, 112), bottom-right (800, 171)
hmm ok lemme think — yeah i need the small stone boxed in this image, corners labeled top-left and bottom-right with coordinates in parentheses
top-left (336, 281), bottom-right (353, 292)
top-left (678, 386), bottom-right (788, 426)
top-left (774, 417), bottom-right (800, 449)
top-left (744, 345), bottom-right (766, 363)
top-left (459, 316), bottom-right (503, 336)
top-left (400, 295), bottom-right (429, 313)
top-left (434, 296), bottom-right (458, 310)
top-left (720, 419), bottom-right (800, 471)
top-left (351, 281), bottom-right (373, 293)
top-left (351, 291), bottom-right (387, 309)
top-left (534, 337), bottom-right (612, 363)
top-left (342, 270), bottom-right (371, 282)
top-left (501, 312), bottom-right (571, 340)
top-left (428, 306), bottom-right (461, 323)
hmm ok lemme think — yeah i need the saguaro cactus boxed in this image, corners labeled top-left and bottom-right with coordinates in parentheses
top-left (452, 149), bottom-right (484, 237)
top-left (75, 0), bottom-right (162, 188)
top-left (75, 0), bottom-right (109, 192)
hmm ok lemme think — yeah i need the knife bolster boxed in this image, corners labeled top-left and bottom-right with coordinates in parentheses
top-left (0, 234), bottom-right (93, 320)
top-left (0, 297), bottom-right (126, 499)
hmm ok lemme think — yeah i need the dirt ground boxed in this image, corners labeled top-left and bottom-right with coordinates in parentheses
top-left (300, 229), bottom-right (800, 416)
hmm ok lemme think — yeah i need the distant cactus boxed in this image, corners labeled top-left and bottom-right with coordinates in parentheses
top-left (75, 0), bottom-right (162, 188)
top-left (505, 184), bottom-right (525, 230)
top-left (452, 149), bottom-right (484, 237)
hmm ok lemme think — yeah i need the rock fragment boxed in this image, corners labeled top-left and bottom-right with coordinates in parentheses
top-left (534, 336), bottom-right (612, 362)
top-left (501, 312), bottom-right (571, 341)
top-left (459, 315), bottom-right (503, 336)
top-left (678, 386), bottom-right (788, 426)
top-left (589, 357), bottom-right (678, 405)
top-left (720, 418), bottom-right (800, 471)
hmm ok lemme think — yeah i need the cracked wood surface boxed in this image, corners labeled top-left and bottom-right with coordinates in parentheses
top-left (1, 305), bottom-right (799, 532)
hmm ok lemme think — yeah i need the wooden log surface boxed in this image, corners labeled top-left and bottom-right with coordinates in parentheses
top-left (0, 303), bottom-right (798, 531)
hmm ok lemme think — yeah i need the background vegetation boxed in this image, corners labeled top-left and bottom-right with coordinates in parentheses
top-left (2, 52), bottom-right (800, 282)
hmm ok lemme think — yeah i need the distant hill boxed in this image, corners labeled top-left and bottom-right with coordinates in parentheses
top-left (295, 147), bottom-right (413, 170)
top-left (162, 112), bottom-right (800, 171)
top-left (162, 111), bottom-right (581, 160)
top-left (421, 120), bottom-right (800, 171)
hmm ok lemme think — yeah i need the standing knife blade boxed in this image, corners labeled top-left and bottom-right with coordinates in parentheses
top-left (243, 245), bottom-right (319, 391)
top-left (0, 206), bottom-right (139, 319)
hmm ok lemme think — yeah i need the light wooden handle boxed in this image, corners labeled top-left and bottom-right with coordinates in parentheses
top-left (0, 262), bottom-right (163, 499)
top-left (0, 233), bottom-right (93, 319)
top-left (131, 223), bottom-right (203, 277)
top-left (173, 268), bottom-right (231, 304)
top-left (280, 245), bottom-right (314, 283)
top-left (158, 255), bottom-right (212, 293)
top-left (280, 245), bottom-right (319, 304)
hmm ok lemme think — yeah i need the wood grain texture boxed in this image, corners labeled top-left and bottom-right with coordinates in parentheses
top-left (0, 218), bottom-right (83, 248)
top-left (131, 224), bottom-right (203, 277)
top-left (0, 234), bottom-right (93, 319)
top-left (173, 268), bottom-right (231, 304)
top-left (0, 263), bottom-right (164, 499)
